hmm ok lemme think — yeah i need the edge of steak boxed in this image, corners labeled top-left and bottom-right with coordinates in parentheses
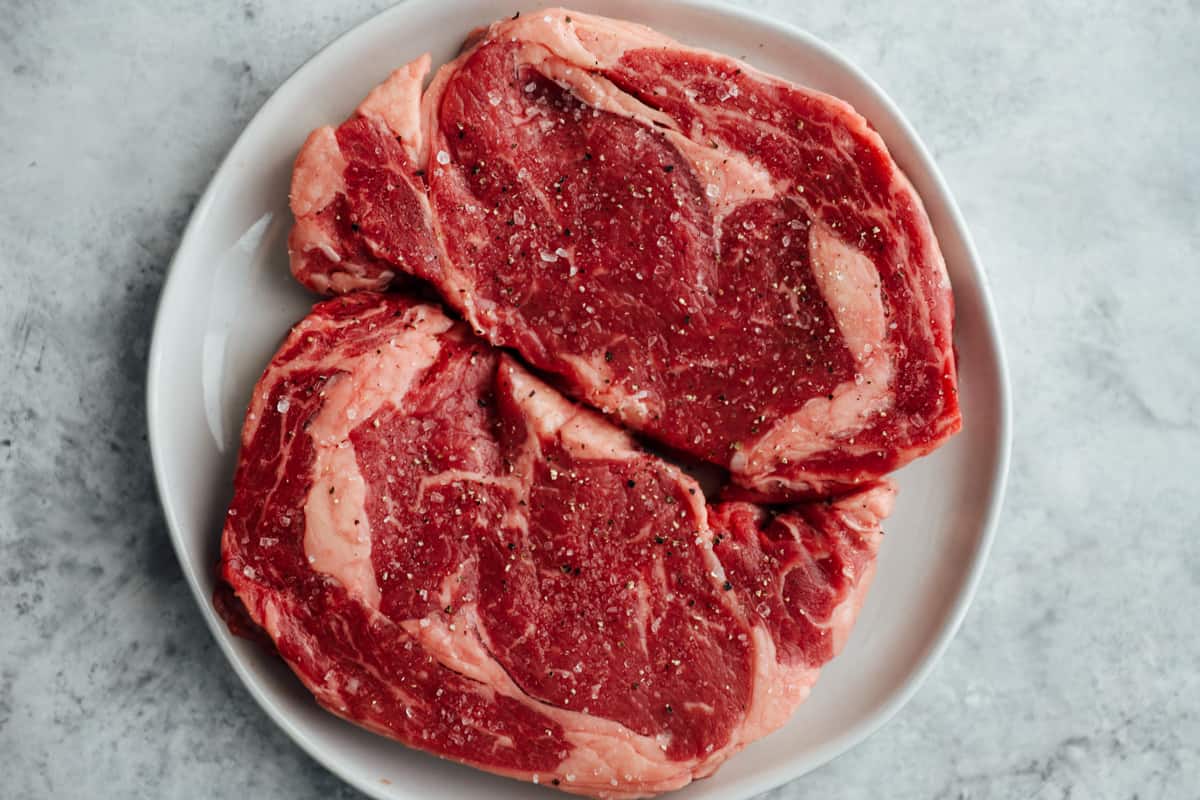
top-left (288, 55), bottom-right (439, 294)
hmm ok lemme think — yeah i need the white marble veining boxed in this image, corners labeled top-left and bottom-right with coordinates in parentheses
top-left (1, 0), bottom-right (1197, 797)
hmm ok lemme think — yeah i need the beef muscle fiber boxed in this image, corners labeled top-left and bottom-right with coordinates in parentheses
top-left (219, 292), bottom-right (894, 798)
top-left (287, 9), bottom-right (961, 500)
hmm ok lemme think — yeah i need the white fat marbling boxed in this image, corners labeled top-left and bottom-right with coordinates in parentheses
top-left (1, 1), bottom-right (1197, 798)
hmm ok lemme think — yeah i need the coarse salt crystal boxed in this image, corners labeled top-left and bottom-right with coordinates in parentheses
top-left (276, 398), bottom-right (290, 413)
top-left (436, 150), bottom-right (450, 165)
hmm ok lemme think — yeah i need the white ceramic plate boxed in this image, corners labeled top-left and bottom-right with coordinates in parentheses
top-left (146, 1), bottom-right (1011, 797)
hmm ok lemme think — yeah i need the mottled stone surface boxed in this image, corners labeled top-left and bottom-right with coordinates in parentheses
top-left (1, 1), bottom-right (1197, 798)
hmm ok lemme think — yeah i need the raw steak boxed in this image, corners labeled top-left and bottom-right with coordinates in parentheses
top-left (287, 9), bottom-right (960, 500)
top-left (219, 291), bottom-right (894, 798)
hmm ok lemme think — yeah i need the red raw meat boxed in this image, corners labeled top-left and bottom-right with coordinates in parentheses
top-left (219, 291), bottom-right (893, 798)
top-left (287, 9), bottom-right (960, 500)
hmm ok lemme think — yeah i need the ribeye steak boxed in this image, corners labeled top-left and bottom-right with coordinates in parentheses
top-left (219, 291), bottom-right (894, 798)
top-left (288, 9), bottom-right (960, 500)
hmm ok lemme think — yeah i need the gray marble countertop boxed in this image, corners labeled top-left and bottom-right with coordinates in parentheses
top-left (3, 0), bottom-right (1198, 797)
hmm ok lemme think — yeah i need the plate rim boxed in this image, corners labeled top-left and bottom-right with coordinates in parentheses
top-left (146, 1), bottom-right (1013, 797)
